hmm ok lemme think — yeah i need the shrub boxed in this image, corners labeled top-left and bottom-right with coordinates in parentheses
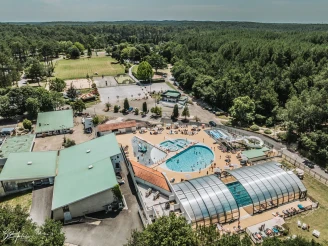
top-left (277, 132), bottom-right (287, 141)
top-left (265, 117), bottom-right (274, 127)
top-left (135, 108), bottom-right (139, 115)
top-left (63, 138), bottom-right (76, 148)
top-left (250, 124), bottom-right (260, 131)
top-left (114, 105), bottom-right (119, 113)
top-left (264, 129), bottom-right (272, 135)
top-left (22, 119), bottom-right (32, 131)
top-left (91, 83), bottom-right (97, 89)
top-left (92, 115), bottom-right (100, 125)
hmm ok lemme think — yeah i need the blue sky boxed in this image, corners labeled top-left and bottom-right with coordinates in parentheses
top-left (1, 0), bottom-right (327, 23)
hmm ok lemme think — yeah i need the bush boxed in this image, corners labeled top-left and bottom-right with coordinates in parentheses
top-left (264, 129), bottom-right (272, 135)
top-left (265, 117), bottom-right (274, 127)
top-left (277, 132), bottom-right (287, 141)
top-left (250, 124), bottom-right (260, 131)
top-left (22, 119), bottom-right (32, 131)
top-left (63, 138), bottom-right (76, 148)
top-left (135, 108), bottom-right (139, 115)
top-left (114, 105), bottom-right (119, 113)
top-left (91, 83), bottom-right (97, 89)
top-left (92, 115), bottom-right (100, 125)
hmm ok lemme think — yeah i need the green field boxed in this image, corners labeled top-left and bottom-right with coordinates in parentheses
top-left (282, 162), bottom-right (328, 244)
top-left (54, 57), bottom-right (124, 80)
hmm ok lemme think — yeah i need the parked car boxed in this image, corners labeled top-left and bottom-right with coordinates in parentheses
top-left (209, 121), bottom-right (217, 127)
top-left (303, 159), bottom-right (315, 168)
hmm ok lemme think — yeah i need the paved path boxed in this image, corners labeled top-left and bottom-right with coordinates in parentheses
top-left (129, 65), bottom-right (139, 83)
top-left (29, 186), bottom-right (53, 226)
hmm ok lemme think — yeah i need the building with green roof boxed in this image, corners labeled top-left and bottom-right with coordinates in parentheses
top-left (35, 109), bottom-right (74, 136)
top-left (0, 134), bottom-right (35, 163)
top-left (0, 151), bottom-right (57, 196)
top-left (161, 90), bottom-right (181, 103)
top-left (241, 147), bottom-right (270, 162)
top-left (52, 133), bottom-right (123, 220)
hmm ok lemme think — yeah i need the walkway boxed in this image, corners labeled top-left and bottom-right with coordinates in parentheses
top-left (129, 65), bottom-right (139, 83)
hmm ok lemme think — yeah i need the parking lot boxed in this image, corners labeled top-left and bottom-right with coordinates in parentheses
top-left (63, 159), bottom-right (143, 246)
top-left (33, 117), bottom-right (95, 151)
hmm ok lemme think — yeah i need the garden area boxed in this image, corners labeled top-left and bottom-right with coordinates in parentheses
top-left (115, 74), bottom-right (135, 85)
top-left (0, 191), bottom-right (32, 211)
top-left (54, 56), bottom-right (124, 80)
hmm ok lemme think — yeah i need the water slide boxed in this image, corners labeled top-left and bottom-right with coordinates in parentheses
top-left (241, 136), bottom-right (264, 148)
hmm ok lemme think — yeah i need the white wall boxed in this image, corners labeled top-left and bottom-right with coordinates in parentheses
top-left (53, 189), bottom-right (115, 220)
top-left (110, 153), bottom-right (123, 172)
top-left (135, 177), bottom-right (171, 197)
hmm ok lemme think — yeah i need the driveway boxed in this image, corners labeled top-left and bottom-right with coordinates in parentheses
top-left (29, 186), bottom-right (54, 226)
top-left (63, 158), bottom-right (143, 246)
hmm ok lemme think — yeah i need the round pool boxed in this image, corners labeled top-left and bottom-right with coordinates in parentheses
top-left (165, 145), bottom-right (214, 172)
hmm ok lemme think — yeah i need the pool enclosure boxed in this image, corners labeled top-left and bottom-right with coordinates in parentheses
top-left (172, 161), bottom-right (307, 226)
top-left (172, 175), bottom-right (240, 226)
top-left (225, 161), bottom-right (307, 215)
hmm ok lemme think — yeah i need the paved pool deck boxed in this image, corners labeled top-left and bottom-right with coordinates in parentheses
top-left (116, 126), bottom-right (241, 183)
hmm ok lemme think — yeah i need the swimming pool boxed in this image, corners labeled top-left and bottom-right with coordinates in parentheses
top-left (226, 182), bottom-right (252, 207)
top-left (159, 139), bottom-right (190, 151)
top-left (165, 145), bottom-right (214, 172)
top-left (210, 130), bottom-right (229, 140)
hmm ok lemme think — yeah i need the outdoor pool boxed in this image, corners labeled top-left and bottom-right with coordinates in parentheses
top-left (159, 139), bottom-right (190, 152)
top-left (165, 145), bottom-right (214, 172)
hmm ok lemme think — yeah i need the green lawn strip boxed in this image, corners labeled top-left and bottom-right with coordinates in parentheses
top-left (165, 82), bottom-right (178, 91)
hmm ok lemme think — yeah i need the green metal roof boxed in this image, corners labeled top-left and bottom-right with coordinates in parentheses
top-left (162, 90), bottom-right (181, 98)
top-left (242, 148), bottom-right (267, 159)
top-left (0, 134), bottom-right (35, 159)
top-left (52, 134), bottom-right (120, 210)
top-left (0, 151), bottom-right (58, 181)
top-left (35, 110), bottom-right (74, 133)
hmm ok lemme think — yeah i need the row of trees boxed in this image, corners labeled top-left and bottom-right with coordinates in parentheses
top-left (125, 214), bottom-right (320, 246)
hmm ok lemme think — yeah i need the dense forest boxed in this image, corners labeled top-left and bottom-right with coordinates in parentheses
top-left (1, 21), bottom-right (328, 165)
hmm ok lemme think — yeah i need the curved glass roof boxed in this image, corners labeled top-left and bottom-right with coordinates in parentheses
top-left (226, 161), bottom-right (307, 207)
top-left (173, 175), bottom-right (239, 224)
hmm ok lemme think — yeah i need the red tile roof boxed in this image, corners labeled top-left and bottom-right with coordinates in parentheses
top-left (98, 121), bottom-right (136, 132)
top-left (130, 160), bottom-right (171, 192)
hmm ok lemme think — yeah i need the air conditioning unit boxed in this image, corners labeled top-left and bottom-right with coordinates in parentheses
top-left (88, 165), bottom-right (93, 169)
top-left (27, 161), bottom-right (32, 165)
top-left (86, 149), bottom-right (91, 153)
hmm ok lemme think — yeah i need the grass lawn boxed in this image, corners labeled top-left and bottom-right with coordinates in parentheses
top-left (0, 191), bottom-right (32, 211)
top-left (54, 56), bottom-right (124, 80)
top-left (115, 75), bottom-right (134, 84)
top-left (132, 65), bottom-right (138, 74)
top-left (165, 82), bottom-right (178, 91)
top-left (282, 163), bottom-right (328, 244)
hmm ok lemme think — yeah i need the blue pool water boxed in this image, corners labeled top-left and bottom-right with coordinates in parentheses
top-left (210, 130), bottom-right (229, 139)
top-left (226, 182), bottom-right (253, 207)
top-left (160, 139), bottom-right (190, 151)
top-left (165, 145), bottom-right (214, 172)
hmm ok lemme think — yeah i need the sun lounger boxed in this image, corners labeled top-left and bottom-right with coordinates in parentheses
top-left (255, 232), bottom-right (262, 240)
top-left (298, 204), bottom-right (305, 210)
top-left (302, 223), bottom-right (307, 230)
top-left (283, 210), bottom-right (289, 216)
top-left (313, 230), bottom-right (320, 238)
